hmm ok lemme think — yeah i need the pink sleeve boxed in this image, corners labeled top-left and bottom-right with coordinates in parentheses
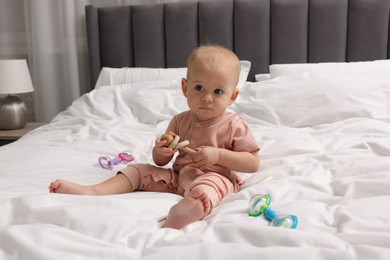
top-left (232, 118), bottom-right (260, 153)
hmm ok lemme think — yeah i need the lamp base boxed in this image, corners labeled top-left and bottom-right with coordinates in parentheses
top-left (0, 95), bottom-right (28, 130)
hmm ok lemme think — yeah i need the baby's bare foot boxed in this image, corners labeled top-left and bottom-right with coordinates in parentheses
top-left (163, 187), bottom-right (211, 229)
top-left (49, 179), bottom-right (95, 195)
top-left (191, 187), bottom-right (211, 215)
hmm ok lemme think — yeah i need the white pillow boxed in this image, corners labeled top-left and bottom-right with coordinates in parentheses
top-left (237, 60), bottom-right (251, 89)
top-left (234, 73), bottom-right (390, 127)
top-left (269, 59), bottom-right (390, 79)
top-left (95, 67), bottom-right (187, 89)
top-left (95, 61), bottom-right (251, 89)
top-left (255, 73), bottom-right (271, 82)
top-left (61, 79), bottom-right (186, 124)
top-left (120, 79), bottom-right (187, 125)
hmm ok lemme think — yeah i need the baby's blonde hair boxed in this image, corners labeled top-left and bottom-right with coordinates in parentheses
top-left (187, 45), bottom-right (241, 87)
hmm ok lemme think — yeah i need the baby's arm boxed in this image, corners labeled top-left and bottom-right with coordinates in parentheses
top-left (192, 147), bottom-right (260, 173)
top-left (218, 149), bottom-right (260, 173)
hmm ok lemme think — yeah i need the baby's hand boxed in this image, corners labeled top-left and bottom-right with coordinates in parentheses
top-left (154, 132), bottom-right (177, 156)
top-left (192, 146), bottom-right (220, 170)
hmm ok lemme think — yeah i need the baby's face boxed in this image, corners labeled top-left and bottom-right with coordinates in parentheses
top-left (182, 60), bottom-right (239, 122)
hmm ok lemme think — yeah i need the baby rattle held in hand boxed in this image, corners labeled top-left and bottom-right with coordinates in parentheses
top-left (160, 133), bottom-right (196, 154)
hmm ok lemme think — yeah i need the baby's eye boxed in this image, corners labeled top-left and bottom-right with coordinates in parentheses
top-left (214, 89), bottom-right (223, 95)
top-left (195, 85), bottom-right (204, 92)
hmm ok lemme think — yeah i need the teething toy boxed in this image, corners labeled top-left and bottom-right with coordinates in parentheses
top-left (248, 194), bottom-right (298, 229)
top-left (161, 133), bottom-right (196, 154)
top-left (98, 151), bottom-right (135, 170)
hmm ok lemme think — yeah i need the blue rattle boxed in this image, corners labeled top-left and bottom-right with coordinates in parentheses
top-left (248, 194), bottom-right (298, 229)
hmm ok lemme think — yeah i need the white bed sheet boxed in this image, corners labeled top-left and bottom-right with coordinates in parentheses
top-left (1, 77), bottom-right (390, 260)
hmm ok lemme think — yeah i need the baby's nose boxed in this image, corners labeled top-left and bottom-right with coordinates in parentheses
top-left (201, 92), bottom-right (213, 102)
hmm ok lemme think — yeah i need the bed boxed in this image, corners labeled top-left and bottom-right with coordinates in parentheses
top-left (1, 0), bottom-right (390, 259)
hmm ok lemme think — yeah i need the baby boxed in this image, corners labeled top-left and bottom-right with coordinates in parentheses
top-left (49, 45), bottom-right (260, 229)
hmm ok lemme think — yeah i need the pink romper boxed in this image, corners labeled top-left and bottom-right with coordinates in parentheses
top-left (120, 111), bottom-right (260, 209)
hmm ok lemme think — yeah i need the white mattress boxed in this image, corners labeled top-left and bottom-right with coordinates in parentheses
top-left (1, 74), bottom-right (390, 260)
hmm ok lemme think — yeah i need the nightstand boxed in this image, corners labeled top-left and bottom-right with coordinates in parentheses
top-left (0, 122), bottom-right (46, 146)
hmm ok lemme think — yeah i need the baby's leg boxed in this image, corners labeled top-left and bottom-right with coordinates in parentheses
top-left (49, 167), bottom-right (140, 195)
top-left (162, 185), bottom-right (212, 229)
top-left (49, 179), bottom-right (97, 195)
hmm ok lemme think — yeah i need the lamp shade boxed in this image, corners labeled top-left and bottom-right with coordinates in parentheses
top-left (0, 59), bottom-right (34, 94)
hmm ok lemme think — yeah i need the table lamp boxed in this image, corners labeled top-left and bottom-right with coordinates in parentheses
top-left (0, 59), bottom-right (34, 130)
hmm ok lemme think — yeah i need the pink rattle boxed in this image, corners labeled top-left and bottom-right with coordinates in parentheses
top-left (161, 133), bottom-right (196, 154)
top-left (98, 151), bottom-right (135, 170)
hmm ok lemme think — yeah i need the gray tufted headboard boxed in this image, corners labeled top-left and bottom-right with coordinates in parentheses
top-left (85, 0), bottom-right (390, 90)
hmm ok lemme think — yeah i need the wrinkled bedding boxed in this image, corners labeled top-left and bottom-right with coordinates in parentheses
top-left (1, 75), bottom-right (390, 260)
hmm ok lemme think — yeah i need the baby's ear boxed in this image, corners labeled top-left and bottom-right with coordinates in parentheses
top-left (229, 87), bottom-right (239, 105)
top-left (181, 78), bottom-right (188, 97)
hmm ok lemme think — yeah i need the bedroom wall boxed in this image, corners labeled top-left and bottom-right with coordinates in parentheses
top-left (0, 0), bottom-right (216, 123)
